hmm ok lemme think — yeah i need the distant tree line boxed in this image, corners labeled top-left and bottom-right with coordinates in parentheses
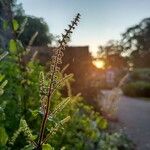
top-left (98, 17), bottom-right (150, 68)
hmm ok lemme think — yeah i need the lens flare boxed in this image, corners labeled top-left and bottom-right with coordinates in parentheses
top-left (92, 60), bottom-right (105, 69)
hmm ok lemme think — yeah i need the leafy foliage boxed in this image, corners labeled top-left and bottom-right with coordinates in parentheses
top-left (0, 12), bottom-right (82, 149)
top-left (98, 132), bottom-right (134, 150)
top-left (15, 16), bottom-right (54, 46)
top-left (122, 69), bottom-right (150, 97)
top-left (0, 5), bottom-right (43, 149)
top-left (123, 81), bottom-right (150, 97)
top-left (50, 98), bottom-right (108, 150)
top-left (122, 17), bottom-right (150, 54)
top-left (121, 17), bottom-right (150, 67)
top-left (0, 2), bottom-right (134, 150)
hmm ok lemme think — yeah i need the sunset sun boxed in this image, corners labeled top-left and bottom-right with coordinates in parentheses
top-left (92, 60), bottom-right (105, 69)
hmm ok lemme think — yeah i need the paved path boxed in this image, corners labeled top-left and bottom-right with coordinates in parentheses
top-left (102, 90), bottom-right (150, 150)
top-left (116, 96), bottom-right (150, 150)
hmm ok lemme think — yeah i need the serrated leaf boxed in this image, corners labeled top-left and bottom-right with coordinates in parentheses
top-left (8, 39), bottom-right (17, 53)
top-left (42, 144), bottom-right (54, 150)
top-left (12, 19), bottom-right (19, 31)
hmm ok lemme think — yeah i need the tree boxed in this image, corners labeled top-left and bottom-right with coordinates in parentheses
top-left (0, 0), bottom-right (54, 49)
top-left (0, 0), bottom-right (15, 49)
top-left (12, 0), bottom-right (54, 46)
top-left (16, 15), bottom-right (54, 46)
top-left (121, 18), bottom-right (150, 67)
top-left (98, 40), bottom-right (123, 57)
top-left (98, 40), bottom-right (127, 69)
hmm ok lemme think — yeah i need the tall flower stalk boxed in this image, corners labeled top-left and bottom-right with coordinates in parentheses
top-left (37, 13), bottom-right (80, 149)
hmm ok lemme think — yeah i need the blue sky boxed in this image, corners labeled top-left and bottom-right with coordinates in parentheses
top-left (18, 0), bottom-right (150, 55)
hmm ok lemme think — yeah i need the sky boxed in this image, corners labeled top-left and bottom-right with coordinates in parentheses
top-left (18, 0), bottom-right (150, 55)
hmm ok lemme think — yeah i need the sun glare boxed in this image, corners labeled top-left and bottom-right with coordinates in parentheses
top-left (92, 60), bottom-right (105, 69)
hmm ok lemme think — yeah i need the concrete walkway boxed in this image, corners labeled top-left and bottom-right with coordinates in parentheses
top-left (116, 96), bottom-right (150, 150)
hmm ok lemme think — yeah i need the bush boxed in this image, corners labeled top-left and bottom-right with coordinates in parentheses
top-left (50, 97), bottom-right (109, 150)
top-left (130, 68), bottom-right (150, 81)
top-left (98, 132), bottom-right (134, 150)
top-left (122, 81), bottom-right (150, 97)
top-left (122, 68), bottom-right (150, 97)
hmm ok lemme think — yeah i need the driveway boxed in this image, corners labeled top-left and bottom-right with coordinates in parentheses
top-left (102, 90), bottom-right (150, 150)
top-left (116, 96), bottom-right (150, 150)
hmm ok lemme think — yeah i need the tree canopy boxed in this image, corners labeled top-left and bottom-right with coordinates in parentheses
top-left (122, 17), bottom-right (150, 55)
top-left (121, 18), bottom-right (150, 67)
top-left (0, 0), bottom-right (54, 48)
top-left (16, 15), bottom-right (54, 46)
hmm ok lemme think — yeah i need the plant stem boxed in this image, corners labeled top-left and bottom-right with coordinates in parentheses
top-left (37, 50), bottom-right (59, 148)
top-left (36, 13), bottom-right (80, 148)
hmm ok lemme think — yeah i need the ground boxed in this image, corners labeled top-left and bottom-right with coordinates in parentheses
top-left (102, 90), bottom-right (150, 150)
top-left (114, 95), bottom-right (150, 150)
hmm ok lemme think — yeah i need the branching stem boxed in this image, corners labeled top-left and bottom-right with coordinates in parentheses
top-left (36, 13), bottom-right (80, 149)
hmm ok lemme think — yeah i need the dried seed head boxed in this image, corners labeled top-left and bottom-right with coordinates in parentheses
top-left (49, 13), bottom-right (81, 90)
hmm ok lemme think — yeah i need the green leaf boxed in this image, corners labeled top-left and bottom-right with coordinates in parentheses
top-left (99, 118), bottom-right (108, 129)
top-left (30, 109), bottom-right (39, 118)
top-left (0, 127), bottom-right (8, 145)
top-left (0, 74), bottom-right (5, 82)
top-left (21, 144), bottom-right (34, 150)
top-left (12, 19), bottom-right (19, 31)
top-left (8, 39), bottom-right (17, 53)
top-left (42, 144), bottom-right (54, 150)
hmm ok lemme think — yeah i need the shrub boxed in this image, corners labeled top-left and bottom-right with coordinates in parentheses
top-left (130, 68), bottom-right (150, 81)
top-left (122, 81), bottom-right (150, 97)
top-left (122, 68), bottom-right (150, 97)
top-left (50, 96), bottom-right (108, 150)
top-left (98, 132), bottom-right (134, 150)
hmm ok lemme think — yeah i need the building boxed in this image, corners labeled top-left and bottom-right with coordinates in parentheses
top-left (24, 46), bottom-right (96, 95)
